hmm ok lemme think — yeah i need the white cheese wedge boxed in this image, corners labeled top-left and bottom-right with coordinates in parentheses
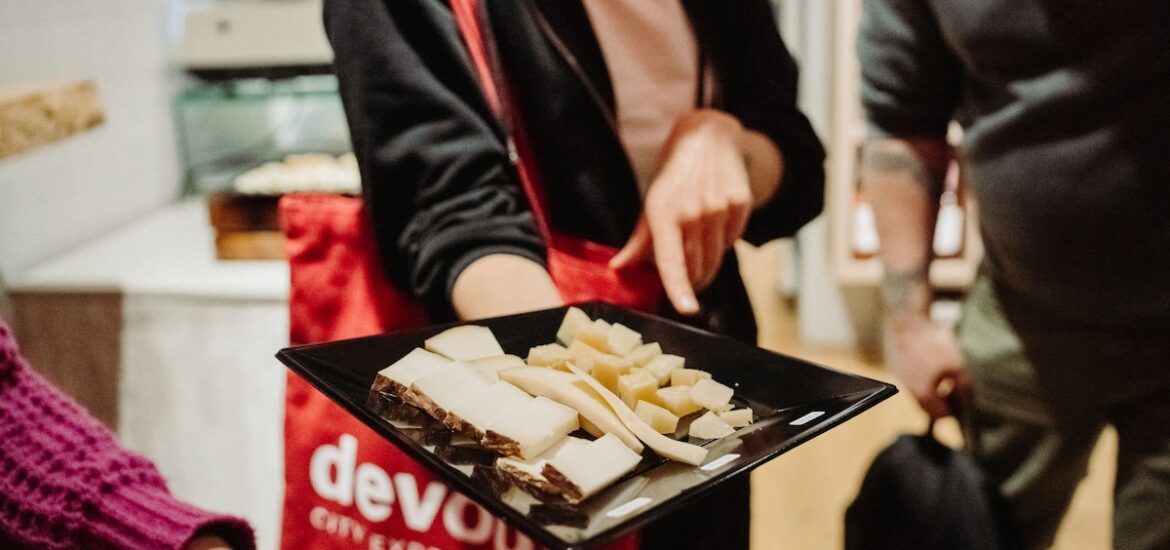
top-left (372, 348), bottom-right (451, 399)
top-left (556, 306), bottom-right (592, 345)
top-left (445, 381), bottom-right (534, 439)
top-left (606, 323), bottom-right (643, 356)
top-left (688, 411), bottom-right (735, 439)
top-left (424, 325), bottom-right (505, 361)
top-left (645, 354), bottom-right (685, 386)
top-left (469, 354), bottom-right (525, 381)
top-left (483, 396), bottom-right (580, 460)
top-left (409, 361), bottom-right (493, 420)
top-left (543, 433), bottom-right (643, 504)
top-left (691, 378), bottom-right (734, 411)
top-left (566, 364), bottom-right (707, 466)
top-left (719, 408), bottom-right (754, 428)
top-left (499, 367), bottom-right (643, 453)
top-left (496, 436), bottom-right (591, 498)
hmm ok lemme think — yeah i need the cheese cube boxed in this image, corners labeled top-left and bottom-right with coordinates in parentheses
top-left (655, 385), bottom-right (703, 417)
top-left (688, 411), bottom-right (735, 439)
top-left (719, 408), bottom-right (754, 428)
top-left (635, 400), bottom-right (680, 434)
top-left (618, 370), bottom-right (659, 410)
top-left (624, 342), bottom-right (662, 367)
top-left (645, 354), bottom-right (685, 386)
top-left (669, 368), bottom-right (712, 387)
top-left (691, 378), bottom-right (734, 411)
top-left (592, 352), bottom-right (632, 394)
top-left (527, 343), bottom-right (572, 370)
top-left (556, 306), bottom-right (592, 345)
top-left (424, 325), bottom-right (504, 361)
top-left (575, 319), bottom-right (611, 351)
top-left (606, 323), bottom-right (643, 356)
top-left (568, 339), bottom-right (603, 373)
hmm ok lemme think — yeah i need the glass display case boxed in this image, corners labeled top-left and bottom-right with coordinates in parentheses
top-left (173, 74), bottom-right (351, 195)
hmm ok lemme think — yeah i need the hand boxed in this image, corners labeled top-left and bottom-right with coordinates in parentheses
top-left (185, 535), bottom-right (233, 550)
top-left (884, 314), bottom-right (971, 419)
top-left (609, 110), bottom-right (753, 315)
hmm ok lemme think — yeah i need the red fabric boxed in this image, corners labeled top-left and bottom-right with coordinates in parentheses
top-left (279, 194), bottom-right (647, 550)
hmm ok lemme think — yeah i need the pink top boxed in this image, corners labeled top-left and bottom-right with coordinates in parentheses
top-left (0, 318), bottom-right (255, 550)
top-left (582, 0), bottom-right (700, 194)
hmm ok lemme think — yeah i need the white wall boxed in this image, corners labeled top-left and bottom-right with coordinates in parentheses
top-left (0, 0), bottom-right (181, 281)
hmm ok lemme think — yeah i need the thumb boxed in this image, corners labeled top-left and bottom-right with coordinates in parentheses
top-left (609, 217), bottom-right (654, 270)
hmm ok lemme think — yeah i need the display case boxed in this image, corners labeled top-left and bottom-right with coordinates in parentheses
top-left (173, 74), bottom-right (351, 195)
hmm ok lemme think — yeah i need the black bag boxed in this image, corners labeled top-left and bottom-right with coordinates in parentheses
top-left (845, 421), bottom-right (1019, 550)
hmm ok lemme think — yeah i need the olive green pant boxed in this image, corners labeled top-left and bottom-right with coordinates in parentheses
top-left (957, 274), bottom-right (1170, 550)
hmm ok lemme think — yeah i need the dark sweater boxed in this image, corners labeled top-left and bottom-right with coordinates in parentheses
top-left (324, 0), bottom-right (825, 338)
top-left (859, 0), bottom-right (1170, 328)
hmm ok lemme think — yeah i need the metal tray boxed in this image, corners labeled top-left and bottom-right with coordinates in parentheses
top-left (276, 302), bottom-right (896, 549)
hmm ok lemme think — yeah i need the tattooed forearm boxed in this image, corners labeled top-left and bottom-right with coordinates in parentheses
top-left (881, 262), bottom-right (931, 315)
top-left (861, 141), bottom-right (946, 195)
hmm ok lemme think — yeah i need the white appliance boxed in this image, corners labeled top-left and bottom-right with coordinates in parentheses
top-left (176, 0), bottom-right (332, 70)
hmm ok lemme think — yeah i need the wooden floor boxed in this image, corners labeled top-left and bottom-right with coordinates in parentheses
top-left (736, 243), bottom-right (1114, 550)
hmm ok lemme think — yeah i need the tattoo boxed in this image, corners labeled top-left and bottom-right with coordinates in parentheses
top-left (861, 143), bottom-right (946, 195)
top-left (881, 263), bottom-right (930, 314)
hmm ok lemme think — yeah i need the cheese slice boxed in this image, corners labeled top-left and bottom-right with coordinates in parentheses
top-left (543, 433), bottom-right (643, 504)
top-left (499, 367), bottom-right (643, 453)
top-left (445, 381), bottom-right (533, 439)
top-left (566, 364), bottom-right (707, 466)
top-left (409, 361), bottom-right (493, 420)
top-left (424, 325), bottom-right (505, 361)
top-left (372, 348), bottom-right (451, 400)
top-left (483, 396), bottom-right (580, 460)
top-left (496, 436), bottom-right (591, 499)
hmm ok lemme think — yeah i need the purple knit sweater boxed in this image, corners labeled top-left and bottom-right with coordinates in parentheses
top-left (0, 318), bottom-right (255, 550)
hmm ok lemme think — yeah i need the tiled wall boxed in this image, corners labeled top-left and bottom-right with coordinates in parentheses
top-left (0, 0), bottom-right (181, 279)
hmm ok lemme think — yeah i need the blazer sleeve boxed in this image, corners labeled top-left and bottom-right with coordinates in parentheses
top-left (324, 0), bottom-right (545, 317)
top-left (713, 0), bottom-right (827, 244)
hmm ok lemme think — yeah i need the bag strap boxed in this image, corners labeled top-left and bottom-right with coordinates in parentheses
top-left (450, 0), bottom-right (553, 241)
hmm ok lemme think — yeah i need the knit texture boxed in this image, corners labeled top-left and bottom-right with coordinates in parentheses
top-left (0, 318), bottom-right (255, 550)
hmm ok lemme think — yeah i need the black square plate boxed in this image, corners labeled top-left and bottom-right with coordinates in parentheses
top-left (276, 302), bottom-right (896, 549)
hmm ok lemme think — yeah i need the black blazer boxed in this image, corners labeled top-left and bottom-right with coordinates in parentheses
top-left (325, 0), bottom-right (825, 340)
